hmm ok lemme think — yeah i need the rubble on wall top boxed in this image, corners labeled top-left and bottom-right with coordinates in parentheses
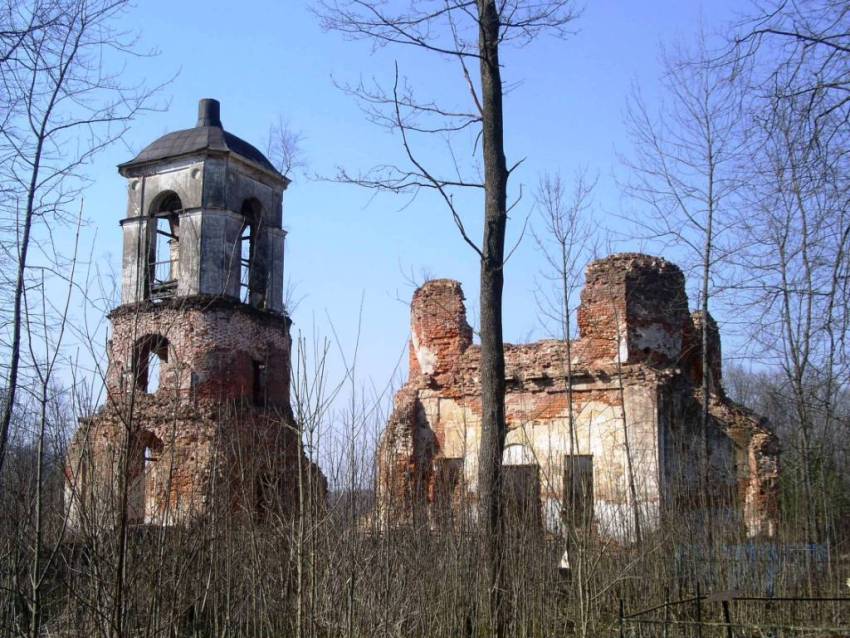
top-left (586, 252), bottom-right (682, 275)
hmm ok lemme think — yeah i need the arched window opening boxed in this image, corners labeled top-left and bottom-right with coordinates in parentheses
top-left (133, 334), bottom-right (169, 394)
top-left (239, 218), bottom-right (253, 303)
top-left (239, 198), bottom-right (264, 307)
top-left (128, 430), bottom-right (164, 525)
top-left (148, 192), bottom-right (182, 299)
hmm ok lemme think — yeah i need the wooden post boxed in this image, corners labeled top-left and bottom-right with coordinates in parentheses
top-left (619, 597), bottom-right (625, 638)
top-left (722, 599), bottom-right (733, 638)
top-left (695, 583), bottom-right (702, 638)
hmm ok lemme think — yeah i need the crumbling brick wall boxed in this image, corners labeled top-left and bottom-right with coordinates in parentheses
top-left (65, 296), bottom-right (323, 531)
top-left (578, 253), bottom-right (691, 366)
top-left (376, 253), bottom-right (780, 540)
top-left (409, 279), bottom-right (473, 384)
top-left (105, 296), bottom-right (291, 405)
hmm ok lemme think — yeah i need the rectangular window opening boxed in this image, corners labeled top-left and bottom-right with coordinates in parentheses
top-left (253, 360), bottom-right (267, 406)
top-left (432, 458), bottom-right (463, 528)
top-left (563, 454), bottom-right (594, 529)
top-left (503, 464), bottom-right (541, 528)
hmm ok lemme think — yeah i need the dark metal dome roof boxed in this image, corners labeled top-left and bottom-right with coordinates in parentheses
top-left (119, 99), bottom-right (278, 174)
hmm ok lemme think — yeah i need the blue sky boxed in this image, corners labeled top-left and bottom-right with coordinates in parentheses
top-left (75, 0), bottom-right (747, 397)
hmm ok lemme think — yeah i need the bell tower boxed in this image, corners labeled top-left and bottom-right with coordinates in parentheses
top-left (65, 99), bottom-right (319, 528)
top-left (118, 98), bottom-right (286, 312)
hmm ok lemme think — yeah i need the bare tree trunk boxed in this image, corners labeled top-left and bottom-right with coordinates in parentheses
top-left (315, 1), bottom-right (577, 632)
top-left (476, 2), bottom-right (508, 634)
top-left (28, 388), bottom-right (47, 638)
top-left (0, 128), bottom-right (45, 477)
top-left (700, 168), bottom-right (714, 508)
top-left (612, 310), bottom-right (642, 545)
top-left (296, 412), bottom-right (305, 638)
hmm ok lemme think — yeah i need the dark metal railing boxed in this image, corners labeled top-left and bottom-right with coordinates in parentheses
top-left (149, 259), bottom-right (177, 298)
top-left (619, 588), bottom-right (850, 637)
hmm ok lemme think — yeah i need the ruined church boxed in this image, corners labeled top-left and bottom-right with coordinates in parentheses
top-left (376, 254), bottom-right (779, 540)
top-left (64, 101), bottom-right (778, 540)
top-left (65, 99), bottom-right (321, 528)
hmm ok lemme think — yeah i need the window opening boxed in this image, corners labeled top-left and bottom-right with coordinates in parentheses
top-left (432, 457), bottom-right (463, 529)
top-left (503, 464), bottom-right (542, 527)
top-left (563, 454), bottom-right (594, 528)
top-left (144, 444), bottom-right (159, 472)
top-left (142, 439), bottom-right (163, 524)
top-left (252, 360), bottom-right (267, 406)
top-left (239, 199), bottom-right (265, 307)
top-left (240, 219), bottom-right (253, 304)
top-left (147, 348), bottom-right (162, 393)
top-left (502, 444), bottom-right (541, 528)
top-left (133, 335), bottom-right (169, 394)
top-left (126, 431), bottom-right (164, 524)
top-left (148, 192), bottom-right (182, 299)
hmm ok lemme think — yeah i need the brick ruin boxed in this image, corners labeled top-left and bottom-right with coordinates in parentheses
top-left (376, 254), bottom-right (780, 540)
top-left (63, 101), bottom-right (778, 540)
top-left (65, 99), bottom-right (323, 529)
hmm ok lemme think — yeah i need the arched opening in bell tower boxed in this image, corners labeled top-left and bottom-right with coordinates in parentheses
top-left (127, 429), bottom-right (164, 524)
top-left (133, 334), bottom-right (170, 394)
top-left (148, 191), bottom-right (182, 299)
top-left (239, 198), bottom-right (264, 307)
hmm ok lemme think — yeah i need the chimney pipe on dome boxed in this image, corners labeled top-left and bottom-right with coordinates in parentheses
top-left (196, 98), bottom-right (222, 128)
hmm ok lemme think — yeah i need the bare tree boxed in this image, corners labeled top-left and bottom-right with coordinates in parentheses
top-left (0, 2), bottom-right (62, 70)
top-left (531, 172), bottom-right (605, 634)
top-left (622, 34), bottom-right (747, 505)
top-left (737, 90), bottom-right (850, 547)
top-left (723, 0), bottom-right (850, 548)
top-left (266, 116), bottom-right (305, 181)
top-left (732, 0), bottom-right (850, 157)
top-left (531, 170), bottom-right (596, 522)
top-left (0, 0), bottom-right (159, 476)
top-left (533, 171), bottom-right (596, 343)
top-left (314, 3), bottom-right (578, 632)
top-left (21, 215), bottom-right (81, 638)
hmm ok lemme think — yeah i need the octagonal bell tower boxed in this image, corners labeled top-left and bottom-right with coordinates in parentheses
top-left (65, 100), bottom-right (321, 529)
top-left (118, 98), bottom-right (287, 311)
